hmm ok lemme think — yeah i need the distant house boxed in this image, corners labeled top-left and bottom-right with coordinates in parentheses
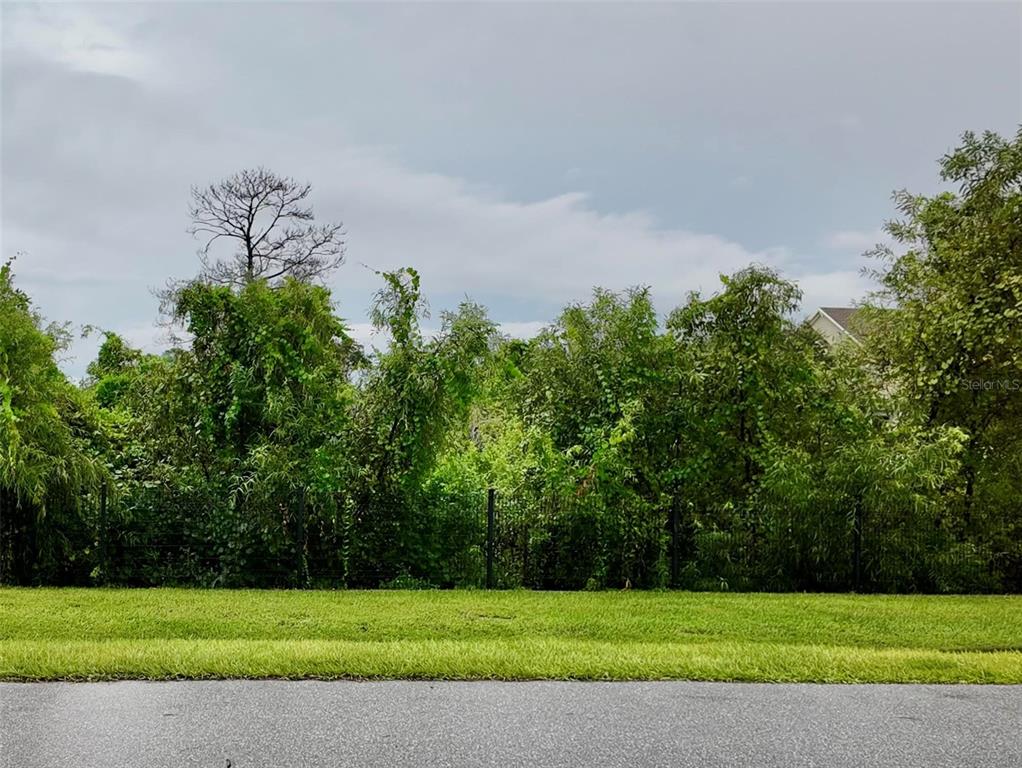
top-left (807, 307), bottom-right (862, 348)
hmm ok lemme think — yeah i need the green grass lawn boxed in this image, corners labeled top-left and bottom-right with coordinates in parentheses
top-left (1, 588), bottom-right (1020, 683)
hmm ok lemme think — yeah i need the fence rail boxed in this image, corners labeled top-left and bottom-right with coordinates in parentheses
top-left (485, 489), bottom-right (1018, 593)
top-left (3, 484), bottom-right (1019, 592)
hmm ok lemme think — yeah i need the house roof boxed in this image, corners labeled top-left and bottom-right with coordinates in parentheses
top-left (807, 306), bottom-right (866, 347)
top-left (819, 307), bottom-right (860, 335)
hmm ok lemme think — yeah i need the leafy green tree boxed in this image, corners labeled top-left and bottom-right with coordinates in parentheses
top-left (754, 344), bottom-right (971, 591)
top-left (661, 267), bottom-right (828, 585)
top-left (488, 288), bottom-right (683, 587)
top-left (166, 277), bottom-right (360, 584)
top-left (7, 135), bottom-right (1020, 593)
top-left (865, 128), bottom-right (1022, 534)
top-left (345, 268), bottom-right (495, 585)
top-left (669, 267), bottom-right (813, 493)
top-left (85, 331), bottom-right (143, 408)
top-left (88, 277), bottom-right (362, 586)
top-left (0, 262), bottom-right (105, 584)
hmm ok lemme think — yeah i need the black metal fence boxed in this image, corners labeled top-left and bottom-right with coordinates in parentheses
top-left (3, 483), bottom-right (1019, 592)
top-left (482, 489), bottom-right (1022, 593)
top-left (91, 489), bottom-right (399, 589)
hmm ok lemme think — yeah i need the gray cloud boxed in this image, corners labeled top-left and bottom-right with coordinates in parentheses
top-left (2, 2), bottom-right (1018, 376)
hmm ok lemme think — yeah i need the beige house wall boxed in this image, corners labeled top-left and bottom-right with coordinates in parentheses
top-left (808, 311), bottom-right (852, 347)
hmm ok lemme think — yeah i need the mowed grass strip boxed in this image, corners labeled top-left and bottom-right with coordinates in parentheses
top-left (1, 589), bottom-right (1020, 683)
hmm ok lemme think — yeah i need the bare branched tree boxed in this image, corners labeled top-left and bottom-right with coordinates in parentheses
top-left (188, 168), bottom-right (345, 286)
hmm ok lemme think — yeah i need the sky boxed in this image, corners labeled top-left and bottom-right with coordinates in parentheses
top-left (2, 2), bottom-right (1020, 377)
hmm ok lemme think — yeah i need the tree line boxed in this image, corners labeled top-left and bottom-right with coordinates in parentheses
top-left (2, 128), bottom-right (1020, 592)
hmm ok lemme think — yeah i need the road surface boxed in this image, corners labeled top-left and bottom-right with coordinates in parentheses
top-left (2, 680), bottom-right (1020, 767)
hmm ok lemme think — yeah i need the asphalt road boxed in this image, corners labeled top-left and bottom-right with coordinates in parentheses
top-left (2, 680), bottom-right (1020, 768)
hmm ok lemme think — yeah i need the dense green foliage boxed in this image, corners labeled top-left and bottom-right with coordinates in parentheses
top-left (2, 129), bottom-right (1020, 592)
top-left (0, 262), bottom-right (105, 584)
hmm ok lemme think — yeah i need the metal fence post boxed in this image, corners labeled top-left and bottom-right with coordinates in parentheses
top-left (486, 488), bottom-right (496, 589)
top-left (670, 495), bottom-right (680, 589)
top-left (296, 487), bottom-right (309, 589)
top-left (853, 493), bottom-right (863, 592)
top-left (0, 487), bottom-right (6, 584)
top-left (99, 482), bottom-right (109, 585)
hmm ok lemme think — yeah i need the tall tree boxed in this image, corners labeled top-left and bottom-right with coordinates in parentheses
top-left (0, 261), bottom-right (104, 584)
top-left (345, 268), bottom-right (495, 584)
top-left (188, 167), bottom-right (345, 286)
top-left (668, 266), bottom-right (812, 495)
top-left (864, 127), bottom-right (1022, 521)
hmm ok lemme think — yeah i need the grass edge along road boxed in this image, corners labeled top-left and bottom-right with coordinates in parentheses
top-left (1, 589), bottom-right (1020, 683)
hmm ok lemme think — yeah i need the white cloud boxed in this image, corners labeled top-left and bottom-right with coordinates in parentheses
top-left (344, 319), bottom-right (546, 354)
top-left (823, 228), bottom-right (890, 252)
top-left (345, 322), bottom-right (383, 351)
top-left (5, 5), bottom-right (156, 82)
top-left (4, 0), bottom-right (1014, 382)
top-left (14, 262), bottom-right (137, 286)
top-left (297, 144), bottom-right (862, 317)
top-left (118, 322), bottom-right (177, 354)
top-left (795, 270), bottom-right (873, 313)
top-left (10, 131), bottom-right (871, 375)
top-left (498, 321), bottom-right (547, 339)
top-left (834, 114), bottom-right (864, 133)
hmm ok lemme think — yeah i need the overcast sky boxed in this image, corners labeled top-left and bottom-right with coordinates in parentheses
top-left (3, 2), bottom-right (1020, 376)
